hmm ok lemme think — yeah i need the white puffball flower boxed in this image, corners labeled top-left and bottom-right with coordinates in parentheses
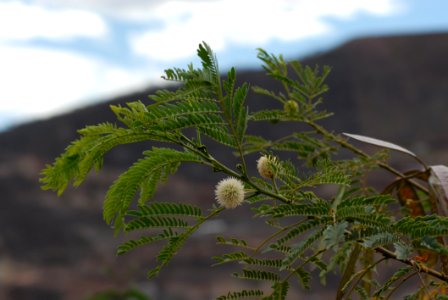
top-left (214, 177), bottom-right (245, 209)
top-left (257, 155), bottom-right (276, 179)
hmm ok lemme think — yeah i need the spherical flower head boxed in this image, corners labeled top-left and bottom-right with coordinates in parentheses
top-left (215, 177), bottom-right (245, 209)
top-left (257, 155), bottom-right (276, 179)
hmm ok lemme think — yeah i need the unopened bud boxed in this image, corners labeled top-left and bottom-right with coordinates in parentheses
top-left (284, 100), bottom-right (299, 116)
top-left (257, 155), bottom-right (276, 179)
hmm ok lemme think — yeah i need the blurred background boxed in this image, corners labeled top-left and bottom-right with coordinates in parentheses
top-left (1, 0), bottom-right (448, 299)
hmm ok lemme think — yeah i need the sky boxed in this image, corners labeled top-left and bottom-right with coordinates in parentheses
top-left (1, 0), bottom-right (448, 131)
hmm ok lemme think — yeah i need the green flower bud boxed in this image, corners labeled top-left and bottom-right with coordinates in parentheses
top-left (284, 100), bottom-right (299, 116)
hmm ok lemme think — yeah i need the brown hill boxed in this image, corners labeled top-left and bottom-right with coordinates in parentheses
top-left (1, 32), bottom-right (448, 299)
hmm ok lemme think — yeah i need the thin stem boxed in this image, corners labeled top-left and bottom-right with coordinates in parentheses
top-left (253, 219), bottom-right (307, 254)
top-left (415, 269), bottom-right (431, 299)
top-left (384, 270), bottom-right (418, 300)
top-left (218, 76), bottom-right (248, 176)
top-left (271, 177), bottom-right (280, 207)
top-left (277, 58), bottom-right (292, 101)
top-left (284, 248), bottom-right (326, 282)
top-left (194, 206), bottom-right (225, 229)
top-left (272, 178), bottom-right (280, 194)
top-left (237, 146), bottom-right (248, 178)
top-left (344, 257), bottom-right (387, 299)
top-left (153, 206), bottom-right (225, 275)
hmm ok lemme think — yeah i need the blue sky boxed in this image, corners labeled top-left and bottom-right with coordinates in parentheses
top-left (1, 0), bottom-right (448, 131)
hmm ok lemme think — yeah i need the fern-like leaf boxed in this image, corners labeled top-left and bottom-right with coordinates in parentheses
top-left (103, 148), bottom-right (202, 228)
top-left (125, 216), bottom-right (190, 232)
top-left (148, 235), bottom-right (188, 278)
top-left (40, 126), bottom-right (157, 195)
top-left (349, 214), bottom-right (392, 229)
top-left (338, 195), bottom-right (395, 208)
top-left (117, 228), bottom-right (179, 255)
top-left (252, 85), bottom-right (285, 102)
top-left (242, 135), bottom-right (272, 154)
top-left (146, 208), bottom-right (224, 279)
top-left (265, 281), bottom-right (289, 300)
top-left (272, 217), bottom-right (332, 248)
top-left (281, 229), bottom-right (325, 269)
top-left (216, 236), bottom-right (254, 250)
top-left (197, 42), bottom-right (220, 88)
top-left (299, 164), bottom-right (351, 187)
top-left (198, 124), bottom-right (237, 148)
top-left (249, 110), bottom-right (285, 122)
top-left (233, 269), bottom-right (280, 282)
top-left (128, 202), bottom-right (202, 218)
top-left (361, 232), bottom-right (400, 248)
top-left (232, 83), bottom-right (249, 144)
top-left (322, 221), bottom-right (348, 250)
top-left (216, 289), bottom-right (264, 300)
top-left (144, 99), bottom-right (225, 132)
top-left (262, 203), bottom-right (331, 218)
top-left (212, 251), bottom-right (248, 266)
top-left (394, 215), bottom-right (448, 238)
top-left (295, 268), bottom-right (311, 290)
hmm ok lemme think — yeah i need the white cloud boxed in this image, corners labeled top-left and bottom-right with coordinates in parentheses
top-left (0, 0), bottom-right (406, 129)
top-left (130, 0), bottom-right (403, 61)
top-left (0, 45), bottom-right (156, 120)
top-left (30, 0), bottom-right (216, 20)
top-left (0, 1), bottom-right (107, 41)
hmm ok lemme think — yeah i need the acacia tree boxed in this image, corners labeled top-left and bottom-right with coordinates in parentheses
top-left (41, 43), bottom-right (448, 299)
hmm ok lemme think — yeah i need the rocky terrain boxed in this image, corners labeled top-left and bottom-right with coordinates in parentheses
top-left (1, 32), bottom-right (448, 299)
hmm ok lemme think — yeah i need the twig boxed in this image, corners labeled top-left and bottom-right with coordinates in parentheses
top-left (375, 246), bottom-right (448, 283)
top-left (384, 270), bottom-right (418, 300)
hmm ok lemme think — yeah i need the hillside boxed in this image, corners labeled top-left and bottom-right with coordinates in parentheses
top-left (1, 32), bottom-right (448, 299)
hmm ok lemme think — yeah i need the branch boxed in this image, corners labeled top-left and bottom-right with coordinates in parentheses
top-left (375, 246), bottom-right (448, 283)
top-left (176, 134), bottom-right (292, 205)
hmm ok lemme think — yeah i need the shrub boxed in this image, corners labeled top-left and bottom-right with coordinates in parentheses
top-left (41, 42), bottom-right (448, 299)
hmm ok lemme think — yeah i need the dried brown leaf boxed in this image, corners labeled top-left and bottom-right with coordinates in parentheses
top-left (343, 133), bottom-right (427, 168)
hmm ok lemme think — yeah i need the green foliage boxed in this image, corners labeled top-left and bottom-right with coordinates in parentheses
top-left (86, 288), bottom-right (151, 300)
top-left (103, 147), bottom-right (203, 229)
top-left (322, 221), bottom-right (348, 250)
top-left (217, 289), bottom-right (265, 300)
top-left (266, 281), bottom-right (289, 300)
top-left (40, 124), bottom-right (156, 195)
top-left (41, 42), bottom-right (448, 299)
top-left (116, 228), bottom-right (177, 255)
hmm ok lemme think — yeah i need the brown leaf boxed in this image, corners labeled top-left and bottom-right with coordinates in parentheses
top-left (429, 165), bottom-right (448, 216)
top-left (397, 180), bottom-right (425, 217)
